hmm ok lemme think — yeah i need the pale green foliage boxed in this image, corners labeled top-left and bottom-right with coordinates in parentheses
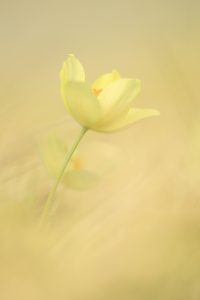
top-left (39, 135), bottom-right (120, 190)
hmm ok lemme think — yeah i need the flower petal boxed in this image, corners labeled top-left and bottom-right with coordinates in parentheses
top-left (63, 82), bottom-right (101, 128)
top-left (78, 140), bottom-right (121, 176)
top-left (95, 107), bottom-right (160, 132)
top-left (60, 54), bottom-right (85, 84)
top-left (63, 170), bottom-right (99, 190)
top-left (60, 54), bottom-right (86, 112)
top-left (40, 135), bottom-right (68, 177)
top-left (97, 78), bottom-right (141, 123)
top-left (92, 70), bottom-right (120, 91)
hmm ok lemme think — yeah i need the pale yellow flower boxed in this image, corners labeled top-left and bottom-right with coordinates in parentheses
top-left (60, 54), bottom-right (159, 132)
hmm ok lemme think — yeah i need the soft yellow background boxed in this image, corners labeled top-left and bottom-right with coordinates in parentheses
top-left (0, 1), bottom-right (200, 299)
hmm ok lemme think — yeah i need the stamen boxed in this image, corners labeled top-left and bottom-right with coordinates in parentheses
top-left (92, 88), bottom-right (102, 97)
top-left (72, 156), bottom-right (82, 170)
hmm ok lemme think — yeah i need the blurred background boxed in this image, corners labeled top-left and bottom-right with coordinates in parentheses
top-left (0, 0), bottom-right (200, 299)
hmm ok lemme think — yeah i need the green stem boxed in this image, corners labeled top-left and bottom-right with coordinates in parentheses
top-left (40, 127), bottom-right (88, 224)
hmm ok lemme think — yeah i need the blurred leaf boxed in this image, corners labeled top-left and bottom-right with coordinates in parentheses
top-left (40, 135), bottom-right (68, 177)
top-left (40, 135), bottom-right (120, 190)
top-left (63, 170), bottom-right (99, 190)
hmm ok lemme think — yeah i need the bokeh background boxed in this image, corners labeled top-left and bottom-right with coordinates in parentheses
top-left (0, 0), bottom-right (200, 299)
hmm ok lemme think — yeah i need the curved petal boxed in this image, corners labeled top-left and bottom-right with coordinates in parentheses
top-left (95, 107), bottom-right (160, 132)
top-left (63, 82), bottom-right (101, 128)
top-left (92, 70), bottom-right (120, 92)
top-left (40, 135), bottom-right (68, 177)
top-left (60, 54), bottom-right (85, 84)
top-left (60, 54), bottom-right (86, 112)
top-left (63, 170), bottom-right (99, 190)
top-left (78, 140), bottom-right (121, 176)
top-left (97, 78), bottom-right (141, 123)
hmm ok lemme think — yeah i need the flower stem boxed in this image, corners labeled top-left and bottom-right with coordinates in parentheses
top-left (40, 127), bottom-right (88, 224)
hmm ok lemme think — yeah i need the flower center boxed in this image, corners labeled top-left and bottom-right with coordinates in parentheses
top-left (92, 88), bottom-right (102, 97)
top-left (72, 156), bottom-right (82, 170)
